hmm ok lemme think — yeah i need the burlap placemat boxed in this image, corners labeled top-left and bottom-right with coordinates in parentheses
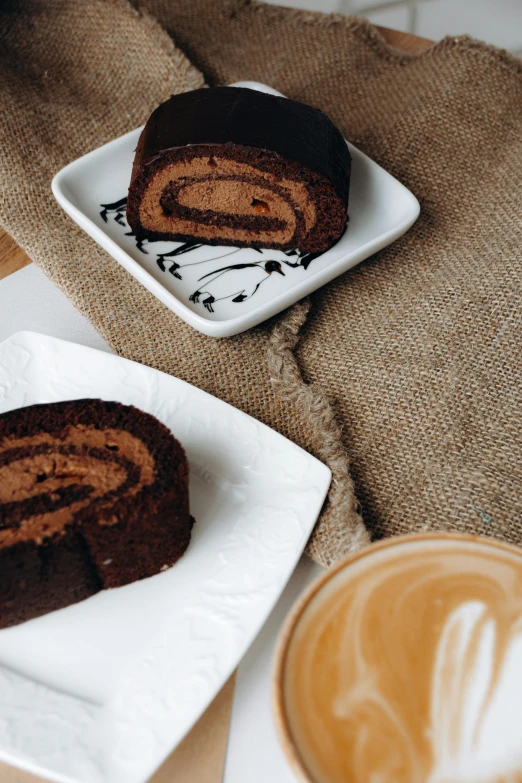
top-left (1, 0), bottom-right (521, 566)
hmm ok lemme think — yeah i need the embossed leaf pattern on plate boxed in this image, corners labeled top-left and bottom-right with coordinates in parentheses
top-left (0, 331), bottom-right (330, 783)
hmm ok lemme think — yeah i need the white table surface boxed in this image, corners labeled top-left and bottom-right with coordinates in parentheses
top-left (0, 263), bottom-right (323, 783)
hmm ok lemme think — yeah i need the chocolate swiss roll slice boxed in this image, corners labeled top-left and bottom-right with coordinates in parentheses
top-left (127, 87), bottom-right (350, 253)
top-left (0, 399), bottom-right (191, 629)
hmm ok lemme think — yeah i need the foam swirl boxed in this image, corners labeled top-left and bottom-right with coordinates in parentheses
top-left (283, 539), bottom-right (522, 783)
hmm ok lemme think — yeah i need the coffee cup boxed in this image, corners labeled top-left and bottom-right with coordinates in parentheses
top-left (273, 533), bottom-right (522, 783)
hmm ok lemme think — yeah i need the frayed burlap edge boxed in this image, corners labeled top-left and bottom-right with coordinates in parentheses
top-left (267, 300), bottom-right (370, 564)
top-left (147, 0), bottom-right (522, 80)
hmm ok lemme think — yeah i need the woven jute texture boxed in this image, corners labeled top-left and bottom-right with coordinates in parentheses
top-left (1, 0), bottom-right (521, 566)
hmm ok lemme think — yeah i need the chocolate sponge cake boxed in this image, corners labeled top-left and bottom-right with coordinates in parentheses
top-left (0, 399), bottom-right (191, 629)
top-left (127, 87), bottom-right (350, 253)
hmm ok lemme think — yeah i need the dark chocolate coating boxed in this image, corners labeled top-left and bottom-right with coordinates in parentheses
top-left (137, 87), bottom-right (350, 204)
top-left (0, 399), bottom-right (192, 629)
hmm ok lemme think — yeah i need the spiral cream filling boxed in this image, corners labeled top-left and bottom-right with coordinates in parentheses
top-left (138, 156), bottom-right (316, 246)
top-left (0, 425), bottom-right (155, 546)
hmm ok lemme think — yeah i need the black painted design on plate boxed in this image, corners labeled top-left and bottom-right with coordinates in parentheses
top-left (189, 260), bottom-right (285, 313)
top-left (99, 197), bottom-right (334, 312)
top-left (100, 198), bottom-right (127, 227)
top-left (156, 241), bottom-right (205, 278)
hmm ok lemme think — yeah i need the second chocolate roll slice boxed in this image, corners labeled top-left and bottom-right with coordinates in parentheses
top-left (127, 87), bottom-right (350, 253)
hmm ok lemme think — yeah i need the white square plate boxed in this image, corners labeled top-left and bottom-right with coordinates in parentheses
top-left (52, 81), bottom-right (420, 338)
top-left (0, 331), bottom-right (331, 783)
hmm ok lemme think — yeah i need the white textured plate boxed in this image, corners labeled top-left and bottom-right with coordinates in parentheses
top-left (0, 331), bottom-right (331, 783)
top-left (52, 81), bottom-right (420, 338)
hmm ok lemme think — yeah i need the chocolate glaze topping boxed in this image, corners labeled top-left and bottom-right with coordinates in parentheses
top-left (137, 87), bottom-right (350, 203)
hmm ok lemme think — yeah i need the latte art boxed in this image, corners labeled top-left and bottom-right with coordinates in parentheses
top-left (430, 601), bottom-right (522, 782)
top-left (281, 538), bottom-right (522, 783)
